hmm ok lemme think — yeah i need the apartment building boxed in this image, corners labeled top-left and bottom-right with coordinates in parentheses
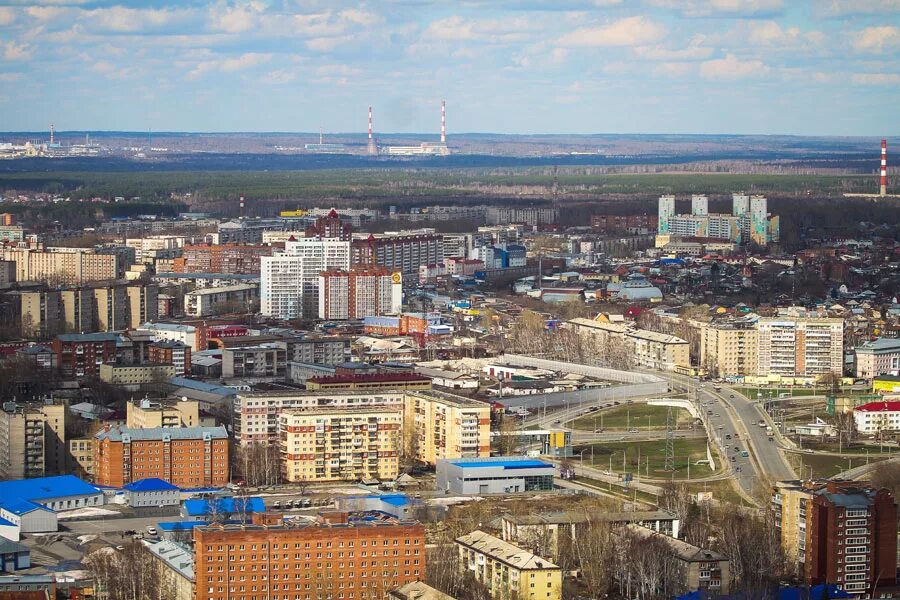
top-left (485, 206), bottom-right (558, 226)
top-left (125, 235), bottom-right (186, 265)
top-left (279, 336), bottom-right (352, 366)
top-left (0, 402), bottom-right (67, 479)
top-left (318, 266), bottom-right (402, 320)
top-left (279, 407), bottom-right (402, 483)
top-left (852, 401), bottom-right (900, 435)
top-left (126, 398), bottom-right (209, 429)
top-left (261, 239), bottom-right (351, 319)
top-left (93, 425), bottom-right (229, 488)
top-left (456, 530), bottom-right (562, 600)
top-left (222, 344), bottom-right (287, 380)
top-left (233, 391), bottom-right (406, 447)
top-left (51, 332), bottom-right (118, 378)
top-left (0, 247), bottom-right (120, 284)
top-left (567, 318), bottom-right (690, 371)
top-left (136, 322), bottom-right (206, 352)
top-left (148, 340), bottom-right (191, 376)
top-left (624, 525), bottom-right (730, 595)
top-left (192, 512), bottom-right (425, 600)
top-left (758, 318), bottom-right (844, 377)
top-left (854, 338), bottom-right (900, 379)
top-left (351, 231), bottom-right (443, 277)
top-left (91, 285), bottom-right (127, 331)
top-left (404, 392), bottom-right (491, 465)
top-left (174, 243), bottom-right (273, 274)
top-left (125, 284), bottom-right (158, 328)
top-left (305, 373), bottom-right (432, 393)
top-left (15, 290), bottom-right (63, 338)
top-left (699, 320), bottom-right (760, 378)
top-left (772, 480), bottom-right (897, 595)
top-left (184, 283), bottom-right (258, 317)
top-left (60, 288), bottom-right (93, 333)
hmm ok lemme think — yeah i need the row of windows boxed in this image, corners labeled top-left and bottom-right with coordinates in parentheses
top-left (205, 539), bottom-right (418, 552)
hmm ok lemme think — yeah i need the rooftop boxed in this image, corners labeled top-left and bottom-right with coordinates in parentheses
top-left (96, 425), bottom-right (228, 442)
top-left (446, 458), bottom-right (553, 470)
top-left (625, 524), bottom-right (726, 562)
top-left (456, 530), bottom-right (559, 571)
top-left (390, 582), bottom-right (457, 600)
top-left (854, 401), bottom-right (900, 413)
top-left (144, 540), bottom-right (195, 582)
top-left (183, 497), bottom-right (266, 517)
top-left (123, 478), bottom-right (180, 493)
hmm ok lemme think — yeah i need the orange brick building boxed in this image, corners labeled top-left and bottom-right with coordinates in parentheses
top-left (93, 425), bottom-right (229, 488)
top-left (174, 244), bottom-right (273, 274)
top-left (194, 512), bottom-right (426, 600)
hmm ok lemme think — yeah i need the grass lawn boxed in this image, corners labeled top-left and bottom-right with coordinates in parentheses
top-left (786, 452), bottom-right (890, 479)
top-left (575, 476), bottom-right (660, 506)
top-left (681, 479), bottom-right (748, 506)
top-left (568, 403), bottom-right (694, 432)
top-left (575, 437), bottom-right (717, 479)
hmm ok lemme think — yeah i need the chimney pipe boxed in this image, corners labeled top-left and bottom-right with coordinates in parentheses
top-left (881, 139), bottom-right (888, 197)
top-left (441, 100), bottom-right (446, 144)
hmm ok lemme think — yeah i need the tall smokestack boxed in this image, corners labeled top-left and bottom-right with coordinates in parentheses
top-left (240, 195), bottom-right (245, 218)
top-left (367, 106), bottom-right (377, 155)
top-left (441, 100), bottom-right (446, 144)
top-left (50, 124), bottom-right (54, 145)
top-left (881, 139), bottom-right (887, 197)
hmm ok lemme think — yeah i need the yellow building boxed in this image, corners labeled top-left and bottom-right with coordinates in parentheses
top-left (404, 392), bottom-right (491, 465)
top-left (278, 407), bottom-right (402, 483)
top-left (771, 481), bottom-right (810, 567)
top-left (68, 437), bottom-right (94, 476)
top-left (456, 530), bottom-right (562, 600)
top-left (304, 374), bottom-right (432, 392)
top-left (99, 363), bottom-right (176, 386)
top-left (699, 321), bottom-right (760, 378)
top-left (873, 375), bottom-right (900, 394)
top-left (0, 248), bottom-right (119, 284)
top-left (126, 399), bottom-right (208, 429)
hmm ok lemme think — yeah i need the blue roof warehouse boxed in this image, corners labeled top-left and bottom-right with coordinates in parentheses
top-left (436, 457), bottom-right (555, 495)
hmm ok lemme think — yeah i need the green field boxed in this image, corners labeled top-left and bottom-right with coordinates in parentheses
top-left (568, 404), bottom-right (694, 431)
top-left (575, 437), bottom-right (717, 479)
top-left (681, 479), bottom-right (748, 506)
top-left (787, 452), bottom-right (890, 479)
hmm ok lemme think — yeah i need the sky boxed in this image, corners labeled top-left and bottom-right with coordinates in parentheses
top-left (0, 0), bottom-right (898, 135)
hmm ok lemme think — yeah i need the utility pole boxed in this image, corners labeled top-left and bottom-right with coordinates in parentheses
top-left (664, 406), bottom-right (676, 471)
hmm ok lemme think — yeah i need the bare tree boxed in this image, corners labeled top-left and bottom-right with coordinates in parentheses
top-left (85, 542), bottom-right (175, 600)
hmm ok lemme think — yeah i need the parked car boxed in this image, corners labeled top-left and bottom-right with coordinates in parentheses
top-left (628, 428), bottom-right (639, 433)
top-left (146, 526), bottom-right (157, 536)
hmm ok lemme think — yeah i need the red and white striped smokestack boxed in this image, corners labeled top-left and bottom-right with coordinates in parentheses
top-left (368, 106), bottom-right (373, 141)
top-left (881, 139), bottom-right (887, 196)
top-left (441, 100), bottom-right (446, 144)
top-left (240, 195), bottom-right (245, 218)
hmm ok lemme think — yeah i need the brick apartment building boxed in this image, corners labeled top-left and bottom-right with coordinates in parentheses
top-left (193, 511), bottom-right (425, 600)
top-left (51, 332), bottom-right (118, 378)
top-left (174, 244), bottom-right (273, 275)
top-left (773, 479), bottom-right (897, 595)
top-left (93, 426), bottom-right (229, 488)
top-left (148, 340), bottom-right (191, 376)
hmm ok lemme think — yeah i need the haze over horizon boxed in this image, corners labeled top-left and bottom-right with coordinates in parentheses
top-left (1, 0), bottom-right (898, 136)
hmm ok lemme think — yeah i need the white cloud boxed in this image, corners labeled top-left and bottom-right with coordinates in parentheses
top-left (91, 60), bottom-right (132, 80)
top-left (208, 2), bottom-right (265, 34)
top-left (305, 35), bottom-right (355, 52)
top-left (852, 73), bottom-right (900, 85)
top-left (3, 41), bottom-right (33, 61)
top-left (422, 15), bottom-right (536, 43)
top-left (0, 73), bottom-right (23, 82)
top-left (0, 7), bottom-right (16, 26)
top-left (634, 36), bottom-right (712, 60)
top-left (818, 0), bottom-right (900, 17)
top-left (86, 6), bottom-right (180, 33)
top-left (261, 69), bottom-right (296, 85)
top-left (700, 53), bottom-right (769, 79)
top-left (557, 16), bottom-right (666, 47)
top-left (650, 0), bottom-right (783, 17)
top-left (186, 52), bottom-right (271, 79)
top-left (24, 6), bottom-right (69, 22)
top-left (852, 26), bottom-right (900, 54)
top-left (653, 62), bottom-right (694, 77)
top-left (313, 63), bottom-right (361, 85)
top-left (220, 52), bottom-right (271, 72)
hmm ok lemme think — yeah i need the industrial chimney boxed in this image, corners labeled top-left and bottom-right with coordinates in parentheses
top-left (441, 100), bottom-right (446, 145)
top-left (881, 139), bottom-right (887, 197)
top-left (367, 106), bottom-right (377, 156)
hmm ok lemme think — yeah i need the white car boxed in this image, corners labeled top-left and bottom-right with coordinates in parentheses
top-left (146, 526), bottom-right (158, 536)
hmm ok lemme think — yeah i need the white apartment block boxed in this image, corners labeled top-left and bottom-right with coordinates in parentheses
top-left (279, 407), bottom-right (402, 483)
top-left (757, 318), bottom-right (843, 377)
top-left (260, 239), bottom-right (350, 320)
top-left (233, 391), bottom-right (406, 447)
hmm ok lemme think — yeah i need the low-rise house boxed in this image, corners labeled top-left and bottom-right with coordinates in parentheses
top-left (456, 530), bottom-right (562, 600)
top-left (624, 524), bottom-right (730, 594)
top-left (122, 478), bottom-right (181, 507)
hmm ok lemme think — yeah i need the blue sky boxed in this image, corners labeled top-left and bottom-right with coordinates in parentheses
top-left (0, 0), bottom-right (898, 135)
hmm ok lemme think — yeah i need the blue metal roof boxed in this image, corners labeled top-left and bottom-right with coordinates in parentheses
top-left (183, 497), bottom-right (265, 517)
top-left (1, 499), bottom-right (52, 516)
top-left (158, 521), bottom-right (209, 531)
top-left (378, 494), bottom-right (411, 507)
top-left (0, 475), bottom-right (101, 506)
top-left (123, 478), bottom-right (180, 493)
top-left (449, 459), bottom-right (552, 470)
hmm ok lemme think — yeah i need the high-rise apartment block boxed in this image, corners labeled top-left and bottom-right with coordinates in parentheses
top-left (93, 425), bottom-right (229, 488)
top-left (404, 391), bottom-right (491, 465)
top-left (655, 193), bottom-right (779, 246)
top-left (0, 401), bottom-right (67, 479)
top-left (174, 244), bottom-right (273, 274)
top-left (691, 194), bottom-right (708, 216)
top-left (261, 239), bottom-right (351, 319)
top-left (0, 247), bottom-right (121, 284)
top-left (351, 231), bottom-right (442, 277)
top-left (485, 206), bottom-right (558, 226)
top-left (279, 408), bottom-right (402, 482)
top-left (192, 513), bottom-right (425, 600)
top-left (699, 320), bottom-right (760, 378)
top-left (657, 195), bottom-right (676, 235)
top-left (757, 318), bottom-right (843, 377)
top-left (772, 480), bottom-right (897, 595)
top-left (318, 267), bottom-right (402, 320)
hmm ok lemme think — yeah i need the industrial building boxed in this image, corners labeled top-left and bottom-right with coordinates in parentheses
top-left (437, 457), bottom-right (555, 495)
